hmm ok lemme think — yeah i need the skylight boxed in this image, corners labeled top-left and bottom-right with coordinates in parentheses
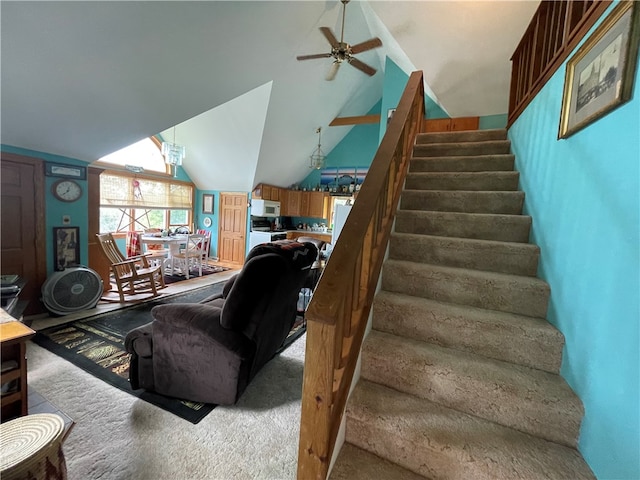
top-left (98, 138), bottom-right (167, 174)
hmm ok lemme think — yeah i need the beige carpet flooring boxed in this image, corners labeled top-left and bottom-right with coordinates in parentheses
top-left (25, 273), bottom-right (305, 480)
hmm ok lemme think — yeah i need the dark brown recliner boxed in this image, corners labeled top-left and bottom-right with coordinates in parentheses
top-left (124, 240), bottom-right (317, 405)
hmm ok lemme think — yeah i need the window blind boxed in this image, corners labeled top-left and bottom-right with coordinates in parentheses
top-left (100, 172), bottom-right (193, 209)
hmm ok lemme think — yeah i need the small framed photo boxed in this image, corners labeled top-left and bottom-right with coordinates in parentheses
top-left (53, 227), bottom-right (80, 271)
top-left (202, 194), bottom-right (214, 214)
top-left (45, 162), bottom-right (87, 180)
top-left (559, 1), bottom-right (640, 139)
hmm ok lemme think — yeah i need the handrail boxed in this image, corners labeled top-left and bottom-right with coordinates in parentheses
top-left (297, 71), bottom-right (425, 480)
top-left (508, 0), bottom-right (611, 127)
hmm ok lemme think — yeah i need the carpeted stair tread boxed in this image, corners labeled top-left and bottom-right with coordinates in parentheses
top-left (395, 210), bottom-right (532, 243)
top-left (410, 154), bottom-right (515, 172)
top-left (382, 260), bottom-right (549, 317)
top-left (389, 232), bottom-right (539, 276)
top-left (330, 443), bottom-right (428, 480)
top-left (413, 140), bottom-right (511, 157)
top-left (405, 172), bottom-right (520, 191)
top-left (400, 190), bottom-right (524, 214)
top-left (360, 330), bottom-right (582, 446)
top-left (416, 129), bottom-right (507, 144)
top-left (345, 380), bottom-right (596, 480)
top-left (372, 291), bottom-right (563, 373)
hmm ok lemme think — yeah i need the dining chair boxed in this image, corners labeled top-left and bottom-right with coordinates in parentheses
top-left (196, 229), bottom-right (212, 266)
top-left (96, 233), bottom-right (165, 302)
top-left (172, 234), bottom-right (207, 279)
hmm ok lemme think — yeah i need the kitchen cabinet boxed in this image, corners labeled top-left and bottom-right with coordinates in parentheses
top-left (251, 183), bottom-right (280, 201)
top-left (307, 192), bottom-right (328, 219)
top-left (300, 192), bottom-right (310, 217)
top-left (285, 190), bottom-right (302, 217)
top-left (423, 116), bottom-right (479, 133)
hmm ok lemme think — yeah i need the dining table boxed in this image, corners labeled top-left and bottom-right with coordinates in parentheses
top-left (140, 234), bottom-right (189, 275)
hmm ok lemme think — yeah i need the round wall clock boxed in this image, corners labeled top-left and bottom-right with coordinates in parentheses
top-left (52, 179), bottom-right (82, 202)
top-left (203, 217), bottom-right (212, 228)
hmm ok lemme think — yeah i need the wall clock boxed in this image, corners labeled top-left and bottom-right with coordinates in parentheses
top-left (52, 179), bottom-right (82, 202)
top-left (203, 217), bottom-right (212, 228)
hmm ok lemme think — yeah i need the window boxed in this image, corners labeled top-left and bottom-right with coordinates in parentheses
top-left (98, 137), bottom-right (170, 174)
top-left (99, 172), bottom-right (193, 233)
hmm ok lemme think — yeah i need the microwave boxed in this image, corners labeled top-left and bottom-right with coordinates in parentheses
top-left (251, 199), bottom-right (281, 217)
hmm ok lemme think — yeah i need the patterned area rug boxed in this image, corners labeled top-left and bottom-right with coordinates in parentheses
top-left (163, 264), bottom-right (231, 285)
top-left (33, 283), bottom-right (226, 423)
top-left (33, 281), bottom-right (307, 424)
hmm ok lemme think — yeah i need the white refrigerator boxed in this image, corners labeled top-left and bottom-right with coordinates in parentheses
top-left (331, 204), bottom-right (353, 245)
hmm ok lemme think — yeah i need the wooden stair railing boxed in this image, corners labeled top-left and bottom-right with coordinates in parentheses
top-left (297, 71), bottom-right (425, 480)
top-left (508, 0), bottom-right (612, 127)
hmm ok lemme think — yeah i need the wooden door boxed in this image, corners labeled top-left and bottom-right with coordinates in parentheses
top-left (218, 192), bottom-right (247, 265)
top-left (0, 154), bottom-right (47, 315)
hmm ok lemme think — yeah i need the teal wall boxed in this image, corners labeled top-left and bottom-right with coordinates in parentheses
top-left (1, 145), bottom-right (90, 275)
top-left (508, 2), bottom-right (639, 477)
top-left (479, 113), bottom-right (507, 130)
top-left (300, 103), bottom-right (381, 193)
top-left (0, 145), bottom-right (210, 267)
top-left (379, 57), bottom-right (410, 142)
top-left (193, 190), bottom-right (220, 258)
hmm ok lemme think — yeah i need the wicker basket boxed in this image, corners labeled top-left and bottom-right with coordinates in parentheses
top-left (0, 413), bottom-right (67, 480)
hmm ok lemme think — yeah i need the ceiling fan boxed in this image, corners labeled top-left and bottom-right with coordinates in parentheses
top-left (297, 0), bottom-right (383, 81)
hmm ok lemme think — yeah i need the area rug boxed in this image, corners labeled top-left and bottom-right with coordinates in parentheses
top-left (163, 264), bottom-right (231, 285)
top-left (33, 282), bottom-right (225, 423)
top-left (33, 281), bottom-right (307, 424)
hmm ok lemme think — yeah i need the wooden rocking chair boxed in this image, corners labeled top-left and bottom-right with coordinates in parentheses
top-left (96, 233), bottom-right (165, 302)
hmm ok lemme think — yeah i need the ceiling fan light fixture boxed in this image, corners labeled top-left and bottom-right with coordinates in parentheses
top-left (309, 127), bottom-right (326, 170)
top-left (296, 0), bottom-right (382, 81)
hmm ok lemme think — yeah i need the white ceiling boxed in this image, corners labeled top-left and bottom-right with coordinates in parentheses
top-left (1, 1), bottom-right (539, 192)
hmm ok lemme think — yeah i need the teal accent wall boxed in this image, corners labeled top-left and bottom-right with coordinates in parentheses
top-left (2, 145), bottom-right (90, 275)
top-left (425, 97), bottom-right (449, 119)
top-left (508, 3), bottom-right (639, 477)
top-left (300, 103), bottom-right (381, 192)
top-left (1, 144), bottom-right (202, 270)
top-left (193, 190), bottom-right (220, 258)
top-left (379, 57), bottom-right (410, 142)
top-left (479, 114), bottom-right (508, 130)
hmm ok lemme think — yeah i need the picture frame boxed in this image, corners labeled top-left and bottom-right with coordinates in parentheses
top-left (45, 162), bottom-right (87, 180)
top-left (202, 194), bottom-right (214, 214)
top-left (559, 1), bottom-right (640, 139)
top-left (53, 227), bottom-right (80, 271)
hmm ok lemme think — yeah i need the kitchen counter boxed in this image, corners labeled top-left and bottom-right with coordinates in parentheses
top-left (285, 231), bottom-right (332, 242)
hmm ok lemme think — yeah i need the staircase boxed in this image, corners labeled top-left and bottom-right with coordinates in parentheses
top-left (329, 129), bottom-right (595, 479)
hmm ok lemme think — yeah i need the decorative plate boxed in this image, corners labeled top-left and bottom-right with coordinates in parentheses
top-left (203, 217), bottom-right (212, 228)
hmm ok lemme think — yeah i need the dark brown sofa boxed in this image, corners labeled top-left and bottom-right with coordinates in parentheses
top-left (124, 240), bottom-right (317, 405)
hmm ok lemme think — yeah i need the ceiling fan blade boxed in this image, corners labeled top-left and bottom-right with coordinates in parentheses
top-left (297, 53), bottom-right (333, 61)
top-left (319, 27), bottom-right (340, 49)
top-left (350, 37), bottom-right (383, 55)
top-left (348, 57), bottom-right (377, 76)
top-left (326, 61), bottom-right (341, 81)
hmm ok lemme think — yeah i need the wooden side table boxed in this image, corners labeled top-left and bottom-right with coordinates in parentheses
top-left (1, 321), bottom-right (35, 422)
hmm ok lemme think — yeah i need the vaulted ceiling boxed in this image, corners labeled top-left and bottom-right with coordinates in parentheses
top-left (1, 1), bottom-right (539, 192)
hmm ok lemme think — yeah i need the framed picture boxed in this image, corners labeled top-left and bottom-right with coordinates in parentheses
top-left (559, 1), bottom-right (640, 139)
top-left (53, 227), bottom-right (80, 271)
top-left (202, 194), bottom-right (214, 214)
top-left (45, 162), bottom-right (87, 180)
